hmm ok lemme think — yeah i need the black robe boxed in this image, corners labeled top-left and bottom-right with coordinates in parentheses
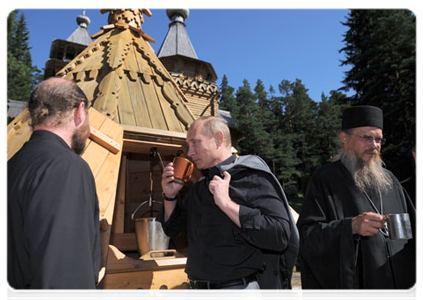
top-left (297, 160), bottom-right (415, 289)
top-left (8, 130), bottom-right (101, 289)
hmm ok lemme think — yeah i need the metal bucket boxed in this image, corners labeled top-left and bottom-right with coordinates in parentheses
top-left (134, 217), bottom-right (170, 256)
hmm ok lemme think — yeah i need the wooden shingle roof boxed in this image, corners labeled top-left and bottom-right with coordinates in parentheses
top-left (57, 9), bottom-right (196, 133)
top-left (157, 9), bottom-right (198, 60)
top-left (66, 11), bottom-right (94, 46)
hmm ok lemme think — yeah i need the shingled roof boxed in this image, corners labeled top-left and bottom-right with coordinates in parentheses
top-left (57, 9), bottom-right (196, 133)
top-left (66, 11), bottom-right (94, 46)
top-left (157, 9), bottom-right (198, 59)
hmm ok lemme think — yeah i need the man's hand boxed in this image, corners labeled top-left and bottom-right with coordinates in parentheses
top-left (352, 212), bottom-right (386, 236)
top-left (208, 171), bottom-right (241, 228)
top-left (208, 171), bottom-right (232, 208)
top-left (161, 162), bottom-right (184, 222)
top-left (161, 162), bottom-right (184, 198)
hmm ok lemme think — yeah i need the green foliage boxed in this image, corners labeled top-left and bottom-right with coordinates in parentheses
top-left (224, 77), bottom-right (345, 195)
top-left (218, 75), bottom-right (237, 113)
top-left (232, 80), bottom-right (275, 162)
top-left (218, 9), bottom-right (415, 202)
top-left (340, 9), bottom-right (416, 170)
top-left (7, 10), bottom-right (41, 102)
top-left (315, 91), bottom-right (348, 165)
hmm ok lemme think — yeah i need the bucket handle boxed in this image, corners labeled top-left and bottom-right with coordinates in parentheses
top-left (141, 249), bottom-right (177, 260)
top-left (131, 200), bottom-right (163, 221)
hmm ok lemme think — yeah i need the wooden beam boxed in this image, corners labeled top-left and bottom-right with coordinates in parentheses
top-left (122, 124), bottom-right (187, 140)
top-left (122, 139), bottom-right (185, 155)
top-left (111, 155), bottom-right (127, 234)
top-left (90, 126), bottom-right (121, 154)
top-left (110, 233), bottom-right (137, 251)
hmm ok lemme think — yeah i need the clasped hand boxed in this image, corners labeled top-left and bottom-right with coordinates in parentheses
top-left (208, 171), bottom-right (232, 208)
top-left (352, 212), bottom-right (386, 236)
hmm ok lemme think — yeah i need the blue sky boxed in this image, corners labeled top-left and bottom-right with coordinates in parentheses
top-left (19, 8), bottom-right (352, 103)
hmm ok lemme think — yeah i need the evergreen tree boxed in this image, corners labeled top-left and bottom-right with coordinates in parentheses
top-left (253, 80), bottom-right (276, 164)
top-left (218, 74), bottom-right (237, 113)
top-left (315, 91), bottom-right (347, 165)
top-left (233, 80), bottom-right (272, 161)
top-left (340, 9), bottom-right (416, 171)
top-left (7, 10), bottom-right (41, 102)
top-left (278, 79), bottom-right (318, 193)
top-left (267, 84), bottom-right (299, 187)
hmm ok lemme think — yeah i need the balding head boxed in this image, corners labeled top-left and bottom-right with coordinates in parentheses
top-left (28, 77), bottom-right (88, 129)
top-left (190, 116), bottom-right (232, 149)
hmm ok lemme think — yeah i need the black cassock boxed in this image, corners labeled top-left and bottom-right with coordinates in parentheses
top-left (297, 160), bottom-right (415, 289)
top-left (8, 130), bottom-right (101, 289)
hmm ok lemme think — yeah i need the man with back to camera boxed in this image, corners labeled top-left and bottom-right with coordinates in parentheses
top-left (159, 116), bottom-right (299, 289)
top-left (8, 77), bottom-right (101, 289)
top-left (297, 105), bottom-right (415, 289)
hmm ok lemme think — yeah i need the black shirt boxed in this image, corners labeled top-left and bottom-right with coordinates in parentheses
top-left (8, 130), bottom-right (101, 289)
top-left (161, 154), bottom-right (291, 282)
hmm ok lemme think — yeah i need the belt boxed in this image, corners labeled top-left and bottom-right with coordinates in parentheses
top-left (189, 273), bottom-right (257, 289)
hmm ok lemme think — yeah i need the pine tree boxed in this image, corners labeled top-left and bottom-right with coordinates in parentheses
top-left (315, 91), bottom-right (347, 165)
top-left (218, 75), bottom-right (237, 113)
top-left (340, 9), bottom-right (416, 171)
top-left (7, 10), bottom-right (41, 102)
top-left (253, 80), bottom-right (276, 164)
top-left (278, 79), bottom-right (318, 193)
top-left (232, 80), bottom-right (271, 160)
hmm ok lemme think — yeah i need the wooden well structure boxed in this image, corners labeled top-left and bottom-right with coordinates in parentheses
top-left (7, 9), bottom-right (209, 289)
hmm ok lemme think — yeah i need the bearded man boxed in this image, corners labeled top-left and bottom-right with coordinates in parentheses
top-left (8, 77), bottom-right (101, 289)
top-left (297, 105), bottom-right (415, 289)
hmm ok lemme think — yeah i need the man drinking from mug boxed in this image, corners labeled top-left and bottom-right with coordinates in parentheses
top-left (159, 116), bottom-right (299, 289)
top-left (297, 106), bottom-right (415, 289)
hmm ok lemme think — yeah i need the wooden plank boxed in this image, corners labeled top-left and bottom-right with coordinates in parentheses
top-left (90, 126), bottom-right (121, 154)
top-left (154, 82), bottom-right (185, 133)
top-left (122, 139), bottom-right (184, 155)
top-left (95, 127), bottom-right (124, 216)
top-left (86, 114), bottom-right (123, 285)
top-left (110, 233), bottom-right (137, 251)
top-left (76, 80), bottom-right (99, 105)
top-left (133, 49), bottom-right (168, 130)
top-left (7, 123), bottom-right (32, 161)
top-left (82, 112), bottom-right (123, 178)
top-left (81, 142), bottom-right (109, 179)
top-left (139, 76), bottom-right (168, 130)
top-left (122, 124), bottom-right (187, 140)
top-left (100, 245), bottom-right (188, 289)
top-left (116, 74), bottom-right (137, 126)
top-left (111, 155), bottom-right (127, 234)
top-left (89, 107), bottom-right (107, 130)
top-left (7, 107), bottom-right (30, 135)
top-left (106, 244), bottom-right (187, 272)
top-left (124, 48), bottom-right (152, 127)
top-left (7, 109), bottom-right (32, 161)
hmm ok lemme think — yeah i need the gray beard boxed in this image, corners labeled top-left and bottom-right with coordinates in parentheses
top-left (336, 150), bottom-right (393, 194)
